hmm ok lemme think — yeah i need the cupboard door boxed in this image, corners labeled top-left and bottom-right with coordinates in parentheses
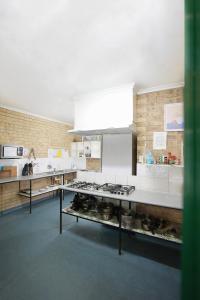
top-left (71, 142), bottom-right (77, 158)
top-left (77, 142), bottom-right (84, 158)
top-left (91, 141), bottom-right (101, 158)
top-left (84, 141), bottom-right (91, 158)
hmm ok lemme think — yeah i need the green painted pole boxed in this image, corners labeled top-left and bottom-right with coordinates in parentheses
top-left (182, 1), bottom-right (200, 299)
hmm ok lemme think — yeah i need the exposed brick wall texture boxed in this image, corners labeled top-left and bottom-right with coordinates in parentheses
top-left (0, 108), bottom-right (73, 157)
top-left (86, 158), bottom-right (101, 171)
top-left (0, 107), bottom-right (75, 212)
top-left (136, 87), bottom-right (183, 163)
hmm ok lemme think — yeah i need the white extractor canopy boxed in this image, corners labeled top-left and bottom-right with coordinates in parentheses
top-left (68, 83), bottom-right (136, 135)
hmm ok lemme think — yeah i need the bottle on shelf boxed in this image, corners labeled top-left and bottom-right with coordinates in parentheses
top-left (146, 150), bottom-right (154, 164)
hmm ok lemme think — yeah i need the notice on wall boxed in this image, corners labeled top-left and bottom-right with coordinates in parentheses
top-left (164, 102), bottom-right (184, 131)
top-left (48, 148), bottom-right (65, 158)
top-left (153, 132), bottom-right (167, 150)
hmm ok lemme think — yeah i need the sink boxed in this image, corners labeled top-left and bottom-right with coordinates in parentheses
top-left (35, 169), bottom-right (74, 176)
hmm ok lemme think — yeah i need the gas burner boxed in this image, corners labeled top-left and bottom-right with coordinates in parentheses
top-left (68, 181), bottom-right (102, 191)
top-left (67, 181), bottom-right (135, 196)
top-left (68, 181), bottom-right (88, 189)
top-left (100, 183), bottom-right (135, 195)
top-left (81, 182), bottom-right (101, 191)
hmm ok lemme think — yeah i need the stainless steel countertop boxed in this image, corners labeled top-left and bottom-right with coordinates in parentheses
top-left (60, 185), bottom-right (183, 210)
top-left (0, 170), bottom-right (77, 184)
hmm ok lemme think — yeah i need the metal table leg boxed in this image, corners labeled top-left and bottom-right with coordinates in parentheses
top-left (0, 184), bottom-right (3, 215)
top-left (129, 202), bottom-right (131, 210)
top-left (60, 189), bottom-right (63, 234)
top-left (30, 180), bottom-right (32, 214)
top-left (119, 200), bottom-right (122, 255)
top-left (62, 174), bottom-right (65, 185)
top-left (51, 176), bottom-right (54, 198)
top-left (62, 175), bottom-right (65, 201)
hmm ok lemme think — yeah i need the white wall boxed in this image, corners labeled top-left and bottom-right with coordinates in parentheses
top-left (102, 134), bottom-right (132, 175)
top-left (74, 84), bottom-right (135, 130)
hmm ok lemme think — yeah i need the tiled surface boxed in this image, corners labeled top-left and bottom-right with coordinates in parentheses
top-left (115, 174), bottom-right (128, 185)
top-left (135, 177), bottom-right (169, 193)
top-left (137, 164), bottom-right (169, 178)
top-left (169, 166), bottom-right (184, 180)
top-left (169, 180), bottom-right (183, 195)
top-left (77, 164), bottom-right (183, 195)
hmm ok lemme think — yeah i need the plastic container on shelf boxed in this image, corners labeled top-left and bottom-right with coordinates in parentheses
top-left (146, 151), bottom-right (154, 164)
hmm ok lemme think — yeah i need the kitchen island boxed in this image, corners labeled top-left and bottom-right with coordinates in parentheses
top-left (59, 183), bottom-right (182, 255)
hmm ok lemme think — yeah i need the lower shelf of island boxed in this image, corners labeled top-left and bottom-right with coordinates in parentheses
top-left (62, 206), bottom-right (182, 244)
top-left (18, 186), bottom-right (59, 197)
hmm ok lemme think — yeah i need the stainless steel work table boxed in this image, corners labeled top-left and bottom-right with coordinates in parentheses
top-left (59, 185), bottom-right (182, 255)
top-left (0, 170), bottom-right (76, 213)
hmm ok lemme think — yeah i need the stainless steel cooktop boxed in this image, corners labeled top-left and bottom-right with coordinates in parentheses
top-left (67, 181), bottom-right (135, 196)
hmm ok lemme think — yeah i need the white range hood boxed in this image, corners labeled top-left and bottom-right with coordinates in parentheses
top-left (68, 125), bottom-right (134, 136)
top-left (68, 83), bottom-right (136, 136)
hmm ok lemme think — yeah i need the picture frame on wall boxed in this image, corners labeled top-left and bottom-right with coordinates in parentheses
top-left (164, 102), bottom-right (184, 131)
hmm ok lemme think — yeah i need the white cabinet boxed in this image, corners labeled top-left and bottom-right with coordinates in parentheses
top-left (71, 141), bottom-right (101, 159)
top-left (91, 141), bottom-right (101, 158)
top-left (71, 142), bottom-right (77, 158)
top-left (71, 142), bottom-right (84, 158)
top-left (77, 142), bottom-right (84, 158)
top-left (84, 141), bottom-right (91, 158)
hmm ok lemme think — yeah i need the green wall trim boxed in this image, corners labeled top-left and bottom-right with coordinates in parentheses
top-left (182, 0), bottom-right (200, 299)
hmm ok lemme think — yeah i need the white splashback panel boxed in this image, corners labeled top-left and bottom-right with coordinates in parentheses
top-left (0, 157), bottom-right (73, 176)
top-left (74, 84), bottom-right (134, 130)
top-left (102, 134), bottom-right (132, 175)
top-left (76, 164), bottom-right (183, 195)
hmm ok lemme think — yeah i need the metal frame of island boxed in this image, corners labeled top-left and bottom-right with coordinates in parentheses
top-left (0, 170), bottom-right (76, 214)
top-left (59, 185), bottom-right (183, 255)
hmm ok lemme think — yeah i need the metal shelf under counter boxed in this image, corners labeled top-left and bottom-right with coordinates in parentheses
top-left (0, 170), bottom-right (76, 214)
top-left (59, 186), bottom-right (182, 256)
top-left (18, 185), bottom-right (60, 198)
top-left (63, 206), bottom-right (181, 244)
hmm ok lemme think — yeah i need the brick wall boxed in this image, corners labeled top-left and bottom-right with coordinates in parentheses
top-left (0, 107), bottom-right (73, 157)
top-left (86, 158), bottom-right (101, 171)
top-left (136, 87), bottom-right (183, 162)
top-left (0, 173), bottom-right (76, 212)
top-left (0, 107), bottom-right (75, 212)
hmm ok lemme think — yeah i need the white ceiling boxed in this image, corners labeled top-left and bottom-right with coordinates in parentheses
top-left (0, 0), bottom-right (184, 124)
